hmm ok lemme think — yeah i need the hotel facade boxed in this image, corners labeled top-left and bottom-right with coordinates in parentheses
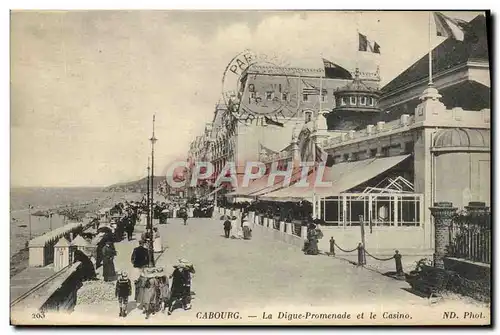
top-left (185, 15), bottom-right (490, 253)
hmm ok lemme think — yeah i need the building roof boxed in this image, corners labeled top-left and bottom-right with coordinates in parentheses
top-left (382, 15), bottom-right (489, 94)
top-left (336, 70), bottom-right (381, 95)
top-left (245, 63), bottom-right (380, 82)
top-left (433, 128), bottom-right (490, 148)
top-left (54, 237), bottom-right (71, 247)
top-left (71, 235), bottom-right (90, 247)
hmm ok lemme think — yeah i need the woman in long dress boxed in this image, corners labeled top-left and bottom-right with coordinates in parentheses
top-left (153, 227), bottom-right (162, 253)
top-left (135, 273), bottom-right (147, 311)
top-left (305, 224), bottom-right (319, 255)
top-left (102, 242), bottom-right (117, 281)
top-left (159, 275), bottom-right (170, 312)
top-left (142, 277), bottom-right (158, 319)
top-left (73, 249), bottom-right (97, 281)
top-left (230, 216), bottom-right (241, 238)
top-left (167, 264), bottom-right (189, 315)
top-left (242, 219), bottom-right (252, 240)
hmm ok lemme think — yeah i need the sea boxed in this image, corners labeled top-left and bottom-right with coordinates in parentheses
top-left (10, 187), bottom-right (143, 256)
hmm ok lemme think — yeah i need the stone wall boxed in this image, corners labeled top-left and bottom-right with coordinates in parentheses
top-left (39, 262), bottom-right (83, 313)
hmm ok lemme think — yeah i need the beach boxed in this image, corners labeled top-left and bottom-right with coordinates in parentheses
top-left (10, 187), bottom-right (143, 276)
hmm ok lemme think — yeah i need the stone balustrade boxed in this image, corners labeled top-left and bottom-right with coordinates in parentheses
top-left (28, 220), bottom-right (91, 268)
top-left (321, 106), bottom-right (490, 151)
top-left (259, 150), bottom-right (293, 164)
top-left (321, 115), bottom-right (413, 149)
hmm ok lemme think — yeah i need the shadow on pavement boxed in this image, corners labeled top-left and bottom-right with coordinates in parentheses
top-left (382, 271), bottom-right (407, 281)
top-left (126, 301), bottom-right (138, 313)
top-left (401, 287), bottom-right (428, 299)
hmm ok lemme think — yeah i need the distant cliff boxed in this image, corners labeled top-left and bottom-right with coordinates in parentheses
top-left (104, 176), bottom-right (166, 193)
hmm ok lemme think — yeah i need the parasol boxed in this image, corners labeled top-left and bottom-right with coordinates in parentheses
top-left (220, 215), bottom-right (231, 220)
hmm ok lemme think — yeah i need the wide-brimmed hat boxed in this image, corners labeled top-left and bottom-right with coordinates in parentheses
top-left (178, 258), bottom-right (192, 266)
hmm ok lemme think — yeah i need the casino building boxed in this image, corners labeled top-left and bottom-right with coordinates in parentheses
top-left (185, 64), bottom-right (380, 198)
top-left (185, 14), bottom-right (490, 253)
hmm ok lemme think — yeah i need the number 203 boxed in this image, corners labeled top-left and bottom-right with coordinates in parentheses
top-left (32, 311), bottom-right (45, 319)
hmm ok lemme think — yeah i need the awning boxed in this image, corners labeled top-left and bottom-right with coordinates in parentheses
top-left (226, 166), bottom-right (311, 198)
top-left (318, 154), bottom-right (411, 197)
top-left (225, 175), bottom-right (269, 198)
top-left (202, 186), bottom-right (224, 199)
top-left (250, 167), bottom-right (311, 196)
top-left (259, 155), bottom-right (411, 202)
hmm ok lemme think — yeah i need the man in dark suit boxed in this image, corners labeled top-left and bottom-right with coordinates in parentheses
top-left (223, 220), bottom-right (232, 238)
top-left (131, 240), bottom-right (150, 303)
top-left (131, 240), bottom-right (149, 268)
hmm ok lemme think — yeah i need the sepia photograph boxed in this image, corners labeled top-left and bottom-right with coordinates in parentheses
top-left (9, 9), bottom-right (491, 326)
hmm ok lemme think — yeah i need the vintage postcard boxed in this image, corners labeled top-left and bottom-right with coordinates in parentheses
top-left (10, 10), bottom-right (491, 326)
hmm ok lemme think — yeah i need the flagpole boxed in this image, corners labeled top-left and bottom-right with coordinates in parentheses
top-left (297, 71), bottom-right (301, 114)
top-left (319, 76), bottom-right (323, 113)
top-left (356, 11), bottom-right (360, 72)
top-left (356, 27), bottom-right (359, 71)
top-left (428, 11), bottom-right (433, 86)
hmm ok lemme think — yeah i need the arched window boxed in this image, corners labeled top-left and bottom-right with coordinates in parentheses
top-left (350, 96), bottom-right (357, 105)
top-left (340, 97), bottom-right (347, 106)
top-left (360, 96), bottom-right (367, 106)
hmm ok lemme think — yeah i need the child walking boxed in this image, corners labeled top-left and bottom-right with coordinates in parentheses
top-left (115, 271), bottom-right (132, 317)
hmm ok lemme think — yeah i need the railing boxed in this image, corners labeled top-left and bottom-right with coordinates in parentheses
top-left (448, 211), bottom-right (491, 264)
top-left (321, 115), bottom-right (414, 150)
top-left (273, 219), bottom-right (280, 230)
top-left (292, 222), bottom-right (301, 236)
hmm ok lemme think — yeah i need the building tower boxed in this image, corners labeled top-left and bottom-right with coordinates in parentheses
top-left (328, 68), bottom-right (381, 131)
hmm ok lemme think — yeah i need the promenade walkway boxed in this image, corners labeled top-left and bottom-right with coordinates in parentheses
top-left (72, 216), bottom-right (471, 324)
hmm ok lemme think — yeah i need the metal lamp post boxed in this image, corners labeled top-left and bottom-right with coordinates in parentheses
top-left (146, 157), bottom-right (151, 239)
top-left (148, 115), bottom-right (157, 267)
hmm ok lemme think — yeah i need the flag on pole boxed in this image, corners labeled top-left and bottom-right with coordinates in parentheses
top-left (322, 58), bottom-right (353, 79)
top-left (433, 12), bottom-right (469, 41)
top-left (358, 33), bottom-right (381, 53)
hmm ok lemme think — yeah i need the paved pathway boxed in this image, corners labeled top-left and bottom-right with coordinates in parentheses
top-left (73, 217), bottom-right (449, 322)
top-left (69, 216), bottom-right (490, 326)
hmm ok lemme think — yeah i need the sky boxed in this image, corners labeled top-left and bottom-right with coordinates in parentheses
top-left (10, 10), bottom-right (484, 187)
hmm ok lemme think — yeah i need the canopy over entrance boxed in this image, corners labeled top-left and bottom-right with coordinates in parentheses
top-left (225, 166), bottom-right (311, 199)
top-left (259, 154), bottom-right (411, 202)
